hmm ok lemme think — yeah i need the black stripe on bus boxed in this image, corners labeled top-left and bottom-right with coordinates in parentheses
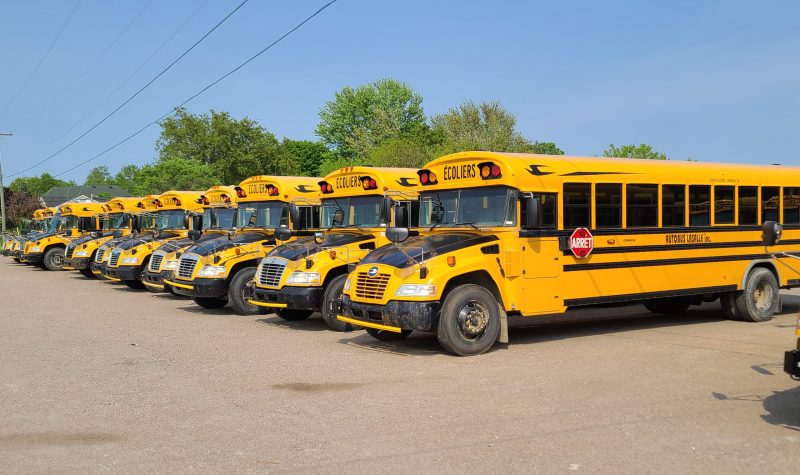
top-left (564, 285), bottom-right (738, 307)
top-left (563, 253), bottom-right (777, 272)
top-left (560, 239), bottom-right (800, 256)
top-left (520, 224), bottom-right (800, 238)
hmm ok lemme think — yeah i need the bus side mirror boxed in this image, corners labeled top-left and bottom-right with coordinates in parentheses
top-left (332, 209), bottom-right (344, 227)
top-left (289, 203), bottom-right (300, 229)
top-left (314, 232), bottom-right (324, 244)
top-left (394, 205), bottom-right (407, 228)
top-left (275, 227), bottom-right (292, 242)
top-left (381, 197), bottom-right (393, 223)
top-left (762, 221), bottom-right (783, 246)
top-left (525, 196), bottom-right (543, 229)
top-left (188, 230), bottom-right (202, 241)
top-left (192, 214), bottom-right (203, 231)
top-left (386, 227), bottom-right (409, 243)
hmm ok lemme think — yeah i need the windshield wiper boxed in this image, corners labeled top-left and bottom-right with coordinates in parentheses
top-left (452, 222), bottom-right (480, 230)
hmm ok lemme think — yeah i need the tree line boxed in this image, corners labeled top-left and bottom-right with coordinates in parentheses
top-left (4, 78), bottom-right (668, 228)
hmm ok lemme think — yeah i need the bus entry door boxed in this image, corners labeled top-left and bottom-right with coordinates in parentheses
top-left (521, 237), bottom-right (563, 313)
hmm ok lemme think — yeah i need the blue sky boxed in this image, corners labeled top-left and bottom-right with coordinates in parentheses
top-left (0, 0), bottom-right (798, 183)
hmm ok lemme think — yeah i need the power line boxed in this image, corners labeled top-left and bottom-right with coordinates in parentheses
top-left (6, 0), bottom-right (250, 179)
top-left (52, 0), bottom-right (339, 179)
top-left (0, 0), bottom-right (82, 117)
top-left (28, 0), bottom-right (210, 159)
top-left (22, 0), bottom-right (156, 126)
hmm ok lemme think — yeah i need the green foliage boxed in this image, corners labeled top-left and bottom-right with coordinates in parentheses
top-left (112, 165), bottom-right (144, 196)
top-left (84, 165), bottom-right (114, 185)
top-left (5, 189), bottom-right (40, 229)
top-left (431, 101), bottom-right (535, 154)
top-left (133, 158), bottom-right (216, 195)
top-left (316, 79), bottom-right (428, 162)
top-left (318, 156), bottom-right (359, 176)
top-left (157, 108), bottom-right (286, 184)
top-left (9, 173), bottom-right (76, 198)
top-left (604, 143), bottom-right (667, 160)
top-left (367, 135), bottom-right (434, 168)
top-left (527, 141), bottom-right (564, 155)
top-left (280, 139), bottom-right (331, 177)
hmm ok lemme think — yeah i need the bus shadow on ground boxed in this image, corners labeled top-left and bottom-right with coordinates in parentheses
top-left (712, 386), bottom-right (800, 432)
top-left (255, 314), bottom-right (334, 333)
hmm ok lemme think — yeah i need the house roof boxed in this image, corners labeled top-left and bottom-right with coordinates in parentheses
top-left (41, 185), bottom-right (131, 207)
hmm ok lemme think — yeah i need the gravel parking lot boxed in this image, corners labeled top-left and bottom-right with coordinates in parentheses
top-left (1, 260), bottom-right (799, 473)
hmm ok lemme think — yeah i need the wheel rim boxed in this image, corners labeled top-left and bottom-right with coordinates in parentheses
top-left (753, 280), bottom-right (773, 312)
top-left (456, 299), bottom-right (490, 341)
top-left (52, 253), bottom-right (64, 266)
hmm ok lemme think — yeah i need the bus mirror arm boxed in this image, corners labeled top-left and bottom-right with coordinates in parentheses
top-left (525, 196), bottom-right (543, 229)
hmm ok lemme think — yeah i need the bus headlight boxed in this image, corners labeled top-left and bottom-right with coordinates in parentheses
top-left (122, 256), bottom-right (139, 264)
top-left (395, 284), bottom-right (436, 297)
top-left (343, 278), bottom-right (351, 291)
top-left (163, 259), bottom-right (178, 271)
top-left (198, 265), bottom-right (226, 277)
top-left (30, 246), bottom-right (42, 252)
top-left (286, 271), bottom-right (320, 285)
top-left (75, 250), bottom-right (89, 257)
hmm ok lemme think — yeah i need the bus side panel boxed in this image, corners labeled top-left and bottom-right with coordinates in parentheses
top-left (520, 237), bottom-right (565, 314)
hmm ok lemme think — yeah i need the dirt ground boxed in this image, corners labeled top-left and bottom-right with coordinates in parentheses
top-left (1, 260), bottom-right (799, 474)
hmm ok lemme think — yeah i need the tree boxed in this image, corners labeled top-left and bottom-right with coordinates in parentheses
top-left (84, 165), bottom-right (114, 185)
top-left (316, 79), bottom-right (428, 162)
top-left (114, 164), bottom-right (145, 196)
top-left (604, 143), bottom-right (667, 160)
top-left (135, 158), bottom-right (217, 195)
top-left (367, 135), bottom-right (434, 168)
top-left (9, 173), bottom-right (76, 198)
top-left (156, 108), bottom-right (286, 184)
top-left (280, 139), bottom-right (331, 177)
top-left (528, 141), bottom-right (564, 155)
top-left (5, 189), bottom-right (40, 230)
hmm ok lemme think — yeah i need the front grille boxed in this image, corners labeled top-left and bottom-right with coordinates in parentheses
top-left (149, 251), bottom-right (165, 271)
top-left (258, 258), bottom-right (287, 287)
top-left (354, 271), bottom-right (391, 300)
top-left (96, 248), bottom-right (107, 263)
top-left (65, 243), bottom-right (76, 259)
top-left (108, 249), bottom-right (122, 267)
top-left (177, 254), bottom-right (199, 279)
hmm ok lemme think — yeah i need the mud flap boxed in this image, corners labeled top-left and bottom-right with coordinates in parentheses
top-left (497, 303), bottom-right (508, 344)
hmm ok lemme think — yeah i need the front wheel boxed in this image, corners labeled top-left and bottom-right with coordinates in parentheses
top-left (43, 248), bottom-right (65, 271)
top-left (228, 268), bottom-right (265, 315)
top-left (366, 327), bottom-right (412, 341)
top-left (79, 268), bottom-right (95, 279)
top-left (193, 297), bottom-right (227, 309)
top-left (734, 268), bottom-right (779, 322)
top-left (321, 274), bottom-right (354, 332)
top-left (437, 284), bottom-right (501, 356)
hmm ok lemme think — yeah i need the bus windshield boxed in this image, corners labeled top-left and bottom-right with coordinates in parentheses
top-left (420, 187), bottom-right (516, 228)
top-left (59, 215), bottom-right (79, 231)
top-left (204, 207), bottom-right (237, 230)
top-left (321, 196), bottom-right (382, 228)
top-left (236, 201), bottom-right (287, 229)
top-left (156, 210), bottom-right (187, 230)
top-left (46, 215), bottom-right (61, 233)
top-left (103, 213), bottom-right (130, 230)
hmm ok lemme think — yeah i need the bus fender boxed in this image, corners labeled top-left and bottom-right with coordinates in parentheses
top-left (497, 304), bottom-right (508, 344)
top-left (741, 259), bottom-right (781, 289)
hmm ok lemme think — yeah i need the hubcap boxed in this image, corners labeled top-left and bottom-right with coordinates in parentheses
top-left (753, 281), bottom-right (773, 311)
top-left (53, 254), bottom-right (64, 266)
top-left (457, 299), bottom-right (490, 341)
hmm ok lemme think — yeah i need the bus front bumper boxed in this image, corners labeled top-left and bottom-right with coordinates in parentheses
top-left (65, 257), bottom-right (91, 270)
top-left (24, 253), bottom-right (43, 264)
top-left (337, 294), bottom-right (440, 332)
top-left (142, 269), bottom-right (174, 290)
top-left (785, 350), bottom-right (800, 379)
top-left (244, 283), bottom-right (324, 311)
top-left (165, 277), bottom-right (227, 298)
top-left (105, 265), bottom-right (142, 282)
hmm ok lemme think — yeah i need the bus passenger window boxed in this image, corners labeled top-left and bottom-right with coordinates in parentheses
top-left (662, 185), bottom-right (685, 227)
top-left (784, 187), bottom-right (800, 224)
top-left (595, 184), bottom-right (621, 228)
top-left (563, 184), bottom-right (591, 228)
top-left (626, 184), bottom-right (658, 227)
top-left (738, 187), bottom-right (758, 225)
top-left (714, 186), bottom-right (734, 225)
top-left (523, 193), bottom-right (557, 228)
top-left (762, 187), bottom-right (779, 222)
top-left (689, 185), bottom-right (710, 226)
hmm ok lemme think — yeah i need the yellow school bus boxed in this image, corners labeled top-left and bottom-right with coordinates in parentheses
top-left (164, 175), bottom-right (321, 314)
top-left (64, 197), bottom-right (144, 278)
top-left (339, 151), bottom-right (800, 355)
top-left (93, 195), bottom-right (160, 278)
top-left (245, 167), bottom-right (419, 329)
top-left (3, 208), bottom-right (53, 259)
top-left (22, 202), bottom-right (105, 271)
top-left (142, 185), bottom-right (239, 293)
top-left (102, 190), bottom-right (204, 288)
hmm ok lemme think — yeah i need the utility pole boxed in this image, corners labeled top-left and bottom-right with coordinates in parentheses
top-left (0, 132), bottom-right (13, 233)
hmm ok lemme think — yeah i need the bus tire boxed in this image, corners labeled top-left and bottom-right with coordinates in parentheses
top-left (366, 327), bottom-right (412, 341)
top-left (643, 298), bottom-right (691, 315)
top-left (321, 274), bottom-right (354, 332)
top-left (79, 268), bottom-right (95, 279)
top-left (276, 309), bottom-right (313, 321)
top-left (123, 279), bottom-right (145, 290)
top-left (43, 248), bottom-right (65, 271)
top-left (193, 297), bottom-right (227, 309)
top-left (437, 284), bottom-right (500, 356)
top-left (734, 267), bottom-right (779, 322)
top-left (164, 284), bottom-right (177, 295)
top-left (228, 268), bottom-right (265, 315)
top-left (12, 257), bottom-right (21, 263)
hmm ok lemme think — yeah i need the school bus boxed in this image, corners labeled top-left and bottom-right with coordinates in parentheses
top-left (92, 195), bottom-right (160, 278)
top-left (9, 207), bottom-right (57, 262)
top-left (21, 202), bottom-right (105, 271)
top-left (3, 208), bottom-right (53, 259)
top-left (63, 197), bottom-right (145, 278)
top-left (338, 151), bottom-right (799, 355)
top-left (102, 190), bottom-right (204, 288)
top-left (142, 185), bottom-right (239, 293)
top-left (164, 175), bottom-right (321, 314)
top-left (245, 167), bottom-right (419, 329)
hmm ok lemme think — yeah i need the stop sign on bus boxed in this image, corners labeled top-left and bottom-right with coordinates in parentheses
top-left (569, 227), bottom-right (594, 258)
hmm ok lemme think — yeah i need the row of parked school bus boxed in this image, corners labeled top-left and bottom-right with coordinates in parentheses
top-left (3, 151), bottom-right (800, 364)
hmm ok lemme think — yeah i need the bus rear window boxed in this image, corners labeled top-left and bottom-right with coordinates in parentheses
top-left (563, 184), bottom-right (591, 228)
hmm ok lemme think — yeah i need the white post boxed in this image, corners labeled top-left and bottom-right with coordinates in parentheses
top-left (0, 132), bottom-right (12, 233)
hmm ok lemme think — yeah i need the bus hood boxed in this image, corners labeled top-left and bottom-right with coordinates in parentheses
top-left (269, 232), bottom-right (373, 261)
top-left (360, 232), bottom-right (498, 269)
top-left (182, 231), bottom-right (273, 257)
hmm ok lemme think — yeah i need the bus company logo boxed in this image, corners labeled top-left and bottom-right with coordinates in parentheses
top-left (443, 164), bottom-right (477, 181)
top-left (569, 228), bottom-right (594, 258)
top-left (295, 185), bottom-right (315, 193)
top-left (396, 177), bottom-right (417, 187)
top-left (336, 175), bottom-right (361, 189)
top-left (247, 183), bottom-right (274, 195)
top-left (367, 266), bottom-right (379, 277)
top-left (665, 233), bottom-right (711, 244)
